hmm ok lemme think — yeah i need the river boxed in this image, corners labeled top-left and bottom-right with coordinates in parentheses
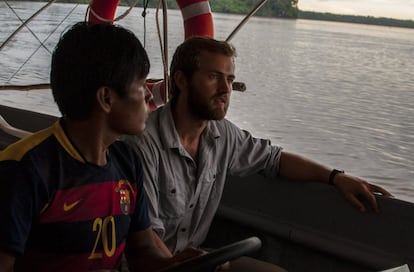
top-left (1, 2), bottom-right (414, 202)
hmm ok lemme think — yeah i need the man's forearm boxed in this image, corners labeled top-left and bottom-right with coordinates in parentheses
top-left (278, 151), bottom-right (332, 184)
top-left (152, 230), bottom-right (173, 257)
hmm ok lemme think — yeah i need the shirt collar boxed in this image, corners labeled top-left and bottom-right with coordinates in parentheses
top-left (158, 102), bottom-right (181, 149)
top-left (54, 119), bottom-right (86, 163)
top-left (158, 102), bottom-right (221, 150)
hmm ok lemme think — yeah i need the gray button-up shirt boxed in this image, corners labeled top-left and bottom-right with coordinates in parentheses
top-left (123, 102), bottom-right (282, 253)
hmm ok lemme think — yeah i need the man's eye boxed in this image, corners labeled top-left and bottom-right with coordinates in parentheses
top-left (209, 74), bottom-right (219, 80)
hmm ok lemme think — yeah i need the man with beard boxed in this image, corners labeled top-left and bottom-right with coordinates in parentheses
top-left (122, 36), bottom-right (392, 271)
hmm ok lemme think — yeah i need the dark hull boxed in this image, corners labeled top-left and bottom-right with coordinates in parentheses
top-left (205, 174), bottom-right (414, 271)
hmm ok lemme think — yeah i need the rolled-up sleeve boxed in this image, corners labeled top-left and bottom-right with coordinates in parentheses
top-left (225, 121), bottom-right (283, 178)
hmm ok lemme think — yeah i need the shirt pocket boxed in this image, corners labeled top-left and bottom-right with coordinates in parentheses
top-left (158, 177), bottom-right (186, 219)
top-left (198, 168), bottom-right (223, 210)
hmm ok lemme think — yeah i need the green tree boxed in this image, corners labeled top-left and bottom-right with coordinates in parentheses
top-left (133, 0), bottom-right (298, 18)
top-left (209, 0), bottom-right (298, 18)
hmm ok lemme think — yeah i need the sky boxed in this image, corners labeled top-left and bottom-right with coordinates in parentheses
top-left (298, 0), bottom-right (414, 20)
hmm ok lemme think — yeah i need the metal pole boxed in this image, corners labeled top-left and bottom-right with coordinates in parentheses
top-left (225, 0), bottom-right (268, 42)
top-left (1, 0), bottom-right (56, 50)
top-left (161, 0), bottom-right (169, 101)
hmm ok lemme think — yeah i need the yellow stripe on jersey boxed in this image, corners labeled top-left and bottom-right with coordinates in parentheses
top-left (0, 121), bottom-right (85, 163)
top-left (52, 121), bottom-right (85, 163)
top-left (0, 124), bottom-right (56, 161)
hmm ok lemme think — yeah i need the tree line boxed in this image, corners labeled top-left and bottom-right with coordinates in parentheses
top-left (127, 0), bottom-right (298, 18)
top-left (299, 11), bottom-right (414, 29)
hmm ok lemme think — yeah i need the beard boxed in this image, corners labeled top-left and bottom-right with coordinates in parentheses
top-left (188, 84), bottom-right (230, 120)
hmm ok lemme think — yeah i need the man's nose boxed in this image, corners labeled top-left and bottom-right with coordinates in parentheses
top-left (220, 77), bottom-right (232, 93)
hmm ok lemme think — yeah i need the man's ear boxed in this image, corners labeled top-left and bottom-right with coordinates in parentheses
top-left (96, 86), bottom-right (112, 113)
top-left (174, 71), bottom-right (188, 92)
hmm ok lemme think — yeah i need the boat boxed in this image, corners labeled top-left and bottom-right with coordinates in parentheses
top-left (1, 1), bottom-right (413, 271)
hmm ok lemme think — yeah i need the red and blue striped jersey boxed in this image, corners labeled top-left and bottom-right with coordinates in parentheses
top-left (0, 120), bottom-right (150, 271)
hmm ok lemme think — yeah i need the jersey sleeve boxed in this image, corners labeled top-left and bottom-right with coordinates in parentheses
top-left (128, 153), bottom-right (152, 233)
top-left (123, 134), bottom-right (166, 239)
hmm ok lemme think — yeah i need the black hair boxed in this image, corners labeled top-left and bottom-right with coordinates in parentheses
top-left (50, 22), bottom-right (150, 119)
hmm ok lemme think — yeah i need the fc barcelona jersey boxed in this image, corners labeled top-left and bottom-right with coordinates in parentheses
top-left (0, 120), bottom-right (150, 271)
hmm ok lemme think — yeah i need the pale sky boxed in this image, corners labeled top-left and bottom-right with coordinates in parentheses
top-left (299, 0), bottom-right (414, 20)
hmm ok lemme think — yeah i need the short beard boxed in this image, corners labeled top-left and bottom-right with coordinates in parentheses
top-left (188, 88), bottom-right (228, 120)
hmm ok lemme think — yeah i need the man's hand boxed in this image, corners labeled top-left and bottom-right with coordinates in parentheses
top-left (0, 250), bottom-right (15, 272)
top-left (170, 248), bottom-right (231, 271)
top-left (333, 173), bottom-right (393, 212)
top-left (169, 247), bottom-right (206, 264)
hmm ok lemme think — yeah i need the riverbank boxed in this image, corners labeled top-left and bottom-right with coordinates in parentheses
top-left (298, 10), bottom-right (414, 29)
